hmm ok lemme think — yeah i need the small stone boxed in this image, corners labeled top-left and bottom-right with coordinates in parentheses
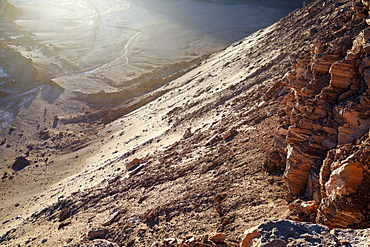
top-left (322, 137), bottom-right (337, 149)
top-left (41, 239), bottom-right (48, 244)
top-left (183, 128), bottom-right (193, 139)
top-left (163, 238), bottom-right (177, 244)
top-left (298, 119), bottom-right (313, 130)
top-left (8, 127), bottom-right (16, 135)
top-left (210, 233), bottom-right (226, 243)
top-left (87, 228), bottom-right (108, 240)
top-left (205, 134), bottom-right (221, 146)
top-left (58, 221), bottom-right (71, 230)
top-left (101, 210), bottom-right (122, 226)
top-left (222, 128), bottom-right (238, 140)
top-left (309, 28), bottom-right (318, 35)
top-left (353, 2), bottom-right (365, 12)
top-left (81, 239), bottom-right (120, 247)
top-left (264, 80), bottom-right (287, 100)
top-left (127, 164), bottom-right (144, 177)
top-left (2, 219), bottom-right (10, 224)
top-left (364, 30), bottom-right (370, 43)
top-left (300, 201), bottom-right (318, 215)
top-left (201, 234), bottom-right (209, 243)
top-left (107, 175), bottom-right (121, 184)
top-left (126, 158), bottom-right (143, 171)
top-left (363, 0), bottom-right (370, 7)
top-left (59, 208), bottom-right (71, 222)
top-left (184, 236), bottom-right (195, 243)
top-left (312, 123), bottom-right (323, 131)
top-left (213, 195), bottom-right (223, 204)
top-left (364, 43), bottom-right (370, 54)
top-left (323, 126), bottom-right (338, 135)
top-left (38, 130), bottom-right (50, 140)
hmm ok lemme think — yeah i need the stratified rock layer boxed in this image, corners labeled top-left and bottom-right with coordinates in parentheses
top-left (317, 132), bottom-right (370, 228)
top-left (265, 0), bottom-right (370, 228)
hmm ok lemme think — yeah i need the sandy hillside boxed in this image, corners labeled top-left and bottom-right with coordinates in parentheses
top-left (2, 0), bottom-right (370, 246)
top-left (0, 18), bottom-right (297, 246)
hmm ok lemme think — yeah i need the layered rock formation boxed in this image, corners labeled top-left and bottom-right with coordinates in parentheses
top-left (265, 0), bottom-right (370, 228)
top-left (317, 132), bottom-right (370, 228)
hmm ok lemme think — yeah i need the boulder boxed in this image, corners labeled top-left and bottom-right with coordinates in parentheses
top-left (324, 162), bottom-right (364, 197)
top-left (284, 162), bottom-right (312, 198)
top-left (241, 220), bottom-right (370, 247)
top-left (332, 228), bottom-right (370, 246)
top-left (240, 220), bottom-right (338, 247)
top-left (12, 156), bottom-right (31, 171)
top-left (316, 196), bottom-right (364, 228)
top-left (264, 150), bottom-right (284, 173)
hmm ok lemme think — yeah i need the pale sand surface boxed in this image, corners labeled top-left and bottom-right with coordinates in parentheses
top-left (0, 23), bottom-right (278, 239)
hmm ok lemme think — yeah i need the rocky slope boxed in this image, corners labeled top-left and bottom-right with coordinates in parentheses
top-left (1, 0), bottom-right (370, 246)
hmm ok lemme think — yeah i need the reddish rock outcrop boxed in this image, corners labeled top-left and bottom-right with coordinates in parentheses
top-left (317, 131), bottom-right (370, 228)
top-left (265, 0), bottom-right (370, 228)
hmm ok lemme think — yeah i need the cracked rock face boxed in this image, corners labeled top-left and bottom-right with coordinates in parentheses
top-left (317, 132), bottom-right (370, 228)
top-left (265, 0), bottom-right (370, 229)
